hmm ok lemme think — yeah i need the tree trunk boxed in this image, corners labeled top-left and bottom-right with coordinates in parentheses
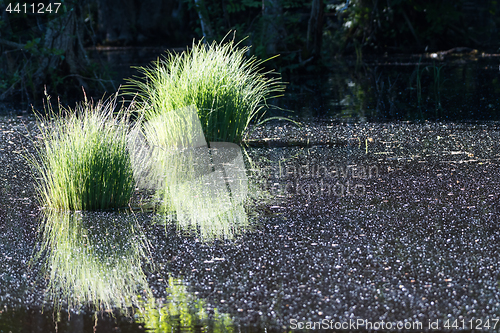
top-left (97, 0), bottom-right (135, 44)
top-left (262, 0), bottom-right (286, 55)
top-left (33, 10), bottom-right (90, 91)
top-left (0, 6), bottom-right (91, 101)
top-left (193, 0), bottom-right (214, 40)
top-left (307, 0), bottom-right (324, 58)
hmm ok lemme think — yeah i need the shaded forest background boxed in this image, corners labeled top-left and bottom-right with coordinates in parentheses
top-left (1, 0), bottom-right (500, 104)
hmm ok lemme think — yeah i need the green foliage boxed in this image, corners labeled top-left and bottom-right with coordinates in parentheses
top-left (126, 38), bottom-right (284, 143)
top-left (29, 92), bottom-right (136, 211)
top-left (254, 0), bottom-right (312, 68)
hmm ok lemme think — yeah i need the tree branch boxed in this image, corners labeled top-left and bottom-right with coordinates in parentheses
top-left (0, 38), bottom-right (25, 50)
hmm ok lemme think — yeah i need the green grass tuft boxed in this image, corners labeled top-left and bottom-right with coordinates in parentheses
top-left (126, 37), bottom-right (284, 143)
top-left (31, 93), bottom-right (135, 211)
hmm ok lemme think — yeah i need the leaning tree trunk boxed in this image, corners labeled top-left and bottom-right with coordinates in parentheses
top-left (33, 9), bottom-right (90, 91)
top-left (0, 5), bottom-right (91, 102)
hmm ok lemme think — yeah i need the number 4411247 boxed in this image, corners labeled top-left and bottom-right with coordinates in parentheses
top-left (5, 3), bottom-right (62, 14)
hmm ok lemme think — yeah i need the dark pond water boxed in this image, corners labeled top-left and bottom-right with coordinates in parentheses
top-left (1, 113), bottom-right (500, 332)
top-left (1, 54), bottom-right (500, 332)
top-left (280, 56), bottom-right (500, 122)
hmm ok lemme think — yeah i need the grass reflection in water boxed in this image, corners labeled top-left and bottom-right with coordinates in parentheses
top-left (34, 210), bottom-right (237, 331)
top-left (36, 210), bottom-right (152, 311)
top-left (129, 106), bottom-right (252, 241)
top-left (137, 277), bottom-right (234, 333)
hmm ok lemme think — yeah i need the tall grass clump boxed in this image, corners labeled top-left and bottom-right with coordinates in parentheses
top-left (32, 93), bottom-right (135, 211)
top-left (126, 37), bottom-right (284, 143)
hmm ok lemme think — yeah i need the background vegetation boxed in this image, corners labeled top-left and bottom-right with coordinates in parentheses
top-left (1, 0), bottom-right (500, 102)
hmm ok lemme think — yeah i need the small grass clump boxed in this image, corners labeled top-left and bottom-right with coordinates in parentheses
top-left (126, 37), bottom-right (284, 143)
top-left (32, 93), bottom-right (135, 211)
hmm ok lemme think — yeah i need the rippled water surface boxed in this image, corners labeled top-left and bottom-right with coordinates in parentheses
top-left (1, 112), bottom-right (500, 332)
